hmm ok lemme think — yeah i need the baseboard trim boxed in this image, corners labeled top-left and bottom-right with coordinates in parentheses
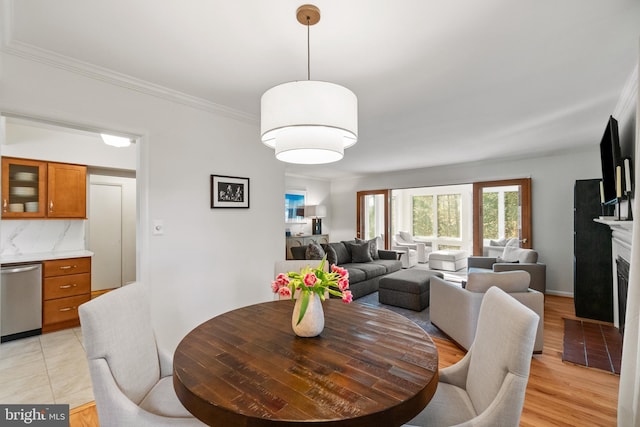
top-left (545, 290), bottom-right (574, 297)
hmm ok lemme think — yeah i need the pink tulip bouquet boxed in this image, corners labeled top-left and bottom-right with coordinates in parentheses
top-left (271, 257), bottom-right (352, 325)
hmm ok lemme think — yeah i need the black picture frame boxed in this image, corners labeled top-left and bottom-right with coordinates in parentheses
top-left (211, 175), bottom-right (250, 208)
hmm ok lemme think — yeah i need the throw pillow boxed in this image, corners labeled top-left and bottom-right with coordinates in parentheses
top-left (489, 238), bottom-right (507, 246)
top-left (347, 241), bottom-right (373, 263)
top-left (500, 245), bottom-right (523, 262)
top-left (321, 243), bottom-right (338, 266)
top-left (305, 242), bottom-right (325, 260)
top-left (330, 242), bottom-right (351, 264)
top-left (465, 271), bottom-right (530, 293)
top-left (505, 238), bottom-right (520, 248)
top-left (355, 237), bottom-right (379, 260)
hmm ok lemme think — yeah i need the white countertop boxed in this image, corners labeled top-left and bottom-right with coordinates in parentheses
top-left (0, 250), bottom-right (94, 265)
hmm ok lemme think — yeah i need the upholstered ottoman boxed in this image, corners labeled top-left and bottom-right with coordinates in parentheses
top-left (379, 269), bottom-right (444, 311)
top-left (429, 250), bottom-right (468, 271)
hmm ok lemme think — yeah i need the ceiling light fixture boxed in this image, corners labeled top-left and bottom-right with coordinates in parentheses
top-left (100, 133), bottom-right (131, 148)
top-left (260, 4), bottom-right (358, 164)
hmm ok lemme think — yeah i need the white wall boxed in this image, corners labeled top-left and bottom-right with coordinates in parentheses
top-left (330, 148), bottom-right (602, 296)
top-left (3, 120), bottom-right (136, 170)
top-left (0, 53), bottom-right (285, 350)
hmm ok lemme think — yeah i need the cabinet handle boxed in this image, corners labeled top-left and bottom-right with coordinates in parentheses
top-left (2, 199), bottom-right (6, 212)
top-left (49, 200), bottom-right (54, 212)
top-left (59, 284), bottom-right (78, 289)
top-left (59, 265), bottom-right (77, 270)
top-left (59, 306), bottom-right (76, 312)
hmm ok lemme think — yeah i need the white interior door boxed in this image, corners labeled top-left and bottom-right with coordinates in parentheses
top-left (89, 183), bottom-right (122, 291)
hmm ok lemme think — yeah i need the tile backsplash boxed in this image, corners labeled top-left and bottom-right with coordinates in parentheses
top-left (0, 220), bottom-right (86, 256)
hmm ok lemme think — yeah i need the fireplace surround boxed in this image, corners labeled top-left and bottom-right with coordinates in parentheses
top-left (595, 218), bottom-right (632, 330)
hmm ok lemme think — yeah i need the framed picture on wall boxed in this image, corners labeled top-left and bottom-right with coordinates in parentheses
top-left (211, 175), bottom-right (250, 208)
top-left (285, 190), bottom-right (306, 222)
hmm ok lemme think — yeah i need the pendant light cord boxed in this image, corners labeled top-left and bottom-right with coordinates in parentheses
top-left (306, 16), bottom-right (311, 80)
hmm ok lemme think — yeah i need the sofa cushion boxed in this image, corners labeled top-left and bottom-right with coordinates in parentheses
top-left (371, 259), bottom-right (403, 274)
top-left (348, 241), bottom-right (373, 263)
top-left (346, 262), bottom-right (386, 279)
top-left (330, 242), bottom-right (351, 264)
top-left (341, 266), bottom-right (366, 283)
top-left (465, 271), bottom-right (530, 293)
top-left (305, 242), bottom-right (325, 260)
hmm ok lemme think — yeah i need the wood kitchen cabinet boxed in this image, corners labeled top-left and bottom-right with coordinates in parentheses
top-left (42, 257), bottom-right (91, 333)
top-left (1, 157), bottom-right (86, 219)
top-left (1, 157), bottom-right (47, 217)
top-left (47, 162), bottom-right (87, 218)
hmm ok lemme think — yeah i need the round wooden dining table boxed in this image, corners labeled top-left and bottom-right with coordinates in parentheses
top-left (173, 299), bottom-right (438, 427)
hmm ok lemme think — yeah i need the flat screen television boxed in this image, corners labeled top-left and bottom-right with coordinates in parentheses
top-left (599, 115), bottom-right (621, 205)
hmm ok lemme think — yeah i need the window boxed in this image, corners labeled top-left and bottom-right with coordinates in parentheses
top-left (412, 195), bottom-right (433, 236)
top-left (437, 194), bottom-right (461, 239)
top-left (473, 178), bottom-right (531, 255)
top-left (481, 186), bottom-right (520, 240)
top-left (394, 185), bottom-right (472, 252)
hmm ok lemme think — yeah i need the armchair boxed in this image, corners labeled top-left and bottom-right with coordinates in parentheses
top-left (78, 282), bottom-right (205, 426)
top-left (395, 231), bottom-right (432, 263)
top-left (468, 247), bottom-right (546, 294)
top-left (390, 244), bottom-right (419, 268)
top-left (405, 287), bottom-right (539, 427)
top-left (430, 271), bottom-right (544, 352)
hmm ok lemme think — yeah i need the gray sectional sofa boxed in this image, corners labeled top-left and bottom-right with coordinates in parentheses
top-left (290, 238), bottom-right (402, 299)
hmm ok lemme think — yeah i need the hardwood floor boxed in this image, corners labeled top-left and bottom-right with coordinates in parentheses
top-left (69, 295), bottom-right (618, 427)
top-left (69, 402), bottom-right (99, 427)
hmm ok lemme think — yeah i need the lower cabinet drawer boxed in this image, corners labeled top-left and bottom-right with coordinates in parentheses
top-left (44, 273), bottom-right (91, 300)
top-left (43, 294), bottom-right (90, 326)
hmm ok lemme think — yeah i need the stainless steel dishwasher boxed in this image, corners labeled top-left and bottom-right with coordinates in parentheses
top-left (1, 263), bottom-right (42, 342)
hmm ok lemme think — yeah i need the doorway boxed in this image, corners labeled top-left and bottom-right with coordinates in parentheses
top-left (0, 114), bottom-right (139, 287)
top-left (472, 178), bottom-right (532, 255)
top-left (89, 174), bottom-right (136, 290)
top-left (356, 190), bottom-right (390, 248)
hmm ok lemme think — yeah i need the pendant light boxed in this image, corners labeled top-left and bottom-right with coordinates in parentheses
top-left (261, 4), bottom-right (358, 164)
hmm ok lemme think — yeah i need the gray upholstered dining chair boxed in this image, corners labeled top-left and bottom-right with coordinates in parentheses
top-left (79, 282), bottom-right (205, 427)
top-left (404, 286), bottom-right (539, 427)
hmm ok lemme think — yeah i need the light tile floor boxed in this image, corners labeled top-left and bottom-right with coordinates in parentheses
top-left (0, 328), bottom-right (93, 409)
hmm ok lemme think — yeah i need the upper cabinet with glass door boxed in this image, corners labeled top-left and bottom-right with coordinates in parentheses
top-left (2, 157), bottom-right (47, 218)
top-left (2, 157), bottom-right (87, 219)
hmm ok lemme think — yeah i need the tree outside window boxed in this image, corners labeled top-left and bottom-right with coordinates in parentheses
top-left (412, 195), bottom-right (433, 236)
top-left (482, 188), bottom-right (520, 240)
top-left (504, 191), bottom-right (519, 238)
top-left (437, 194), bottom-right (461, 238)
top-left (483, 191), bottom-right (499, 239)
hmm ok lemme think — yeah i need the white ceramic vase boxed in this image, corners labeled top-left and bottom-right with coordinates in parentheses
top-left (292, 292), bottom-right (325, 337)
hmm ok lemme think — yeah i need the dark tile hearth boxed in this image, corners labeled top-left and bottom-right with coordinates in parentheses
top-left (562, 318), bottom-right (622, 374)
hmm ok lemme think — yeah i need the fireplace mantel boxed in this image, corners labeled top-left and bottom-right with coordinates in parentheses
top-left (594, 218), bottom-right (633, 328)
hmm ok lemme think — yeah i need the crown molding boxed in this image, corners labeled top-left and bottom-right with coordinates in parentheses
top-left (0, 1), bottom-right (257, 125)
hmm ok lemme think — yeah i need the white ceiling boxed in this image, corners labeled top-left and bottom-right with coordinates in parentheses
top-left (3, 0), bottom-right (640, 179)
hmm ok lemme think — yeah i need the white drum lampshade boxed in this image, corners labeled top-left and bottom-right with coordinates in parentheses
top-left (261, 80), bottom-right (358, 164)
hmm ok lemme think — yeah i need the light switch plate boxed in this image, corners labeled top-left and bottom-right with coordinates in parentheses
top-left (153, 220), bottom-right (164, 236)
